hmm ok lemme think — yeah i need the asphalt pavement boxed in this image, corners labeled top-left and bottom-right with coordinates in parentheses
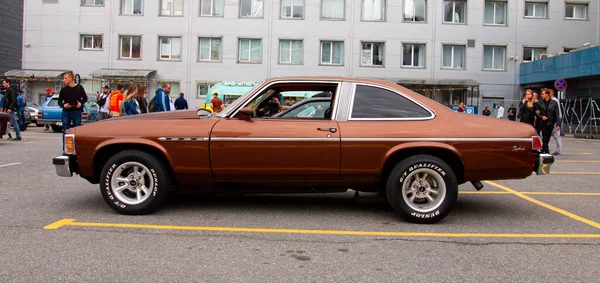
top-left (0, 126), bottom-right (599, 282)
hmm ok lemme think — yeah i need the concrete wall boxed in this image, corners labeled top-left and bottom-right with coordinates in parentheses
top-left (22, 0), bottom-right (599, 108)
top-left (0, 0), bottom-right (24, 73)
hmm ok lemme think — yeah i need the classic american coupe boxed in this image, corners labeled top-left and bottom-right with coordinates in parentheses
top-left (53, 77), bottom-right (554, 224)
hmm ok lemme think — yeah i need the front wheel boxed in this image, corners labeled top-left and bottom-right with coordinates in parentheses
top-left (386, 155), bottom-right (458, 224)
top-left (100, 150), bottom-right (171, 215)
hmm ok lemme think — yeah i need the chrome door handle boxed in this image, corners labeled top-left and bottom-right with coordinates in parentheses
top-left (317, 127), bottom-right (337, 133)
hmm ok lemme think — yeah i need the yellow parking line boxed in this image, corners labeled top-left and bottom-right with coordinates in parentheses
top-left (484, 181), bottom-right (600, 230)
top-left (44, 219), bottom-right (600, 238)
top-left (551, 172), bottom-right (600, 175)
top-left (460, 191), bottom-right (600, 196)
top-left (560, 152), bottom-right (594, 155)
top-left (555, 160), bottom-right (600, 163)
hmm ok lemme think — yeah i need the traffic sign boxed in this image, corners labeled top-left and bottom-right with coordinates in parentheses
top-left (554, 78), bottom-right (567, 91)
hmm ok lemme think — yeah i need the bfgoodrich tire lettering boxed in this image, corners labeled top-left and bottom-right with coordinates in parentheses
top-left (386, 154), bottom-right (458, 224)
top-left (100, 150), bottom-right (170, 215)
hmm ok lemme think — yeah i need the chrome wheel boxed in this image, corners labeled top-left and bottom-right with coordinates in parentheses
top-left (111, 162), bottom-right (154, 205)
top-left (401, 168), bottom-right (447, 213)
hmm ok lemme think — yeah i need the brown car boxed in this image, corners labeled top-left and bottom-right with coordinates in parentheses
top-left (53, 77), bottom-right (554, 224)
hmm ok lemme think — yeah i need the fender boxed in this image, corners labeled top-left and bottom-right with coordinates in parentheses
top-left (381, 141), bottom-right (465, 170)
top-left (94, 138), bottom-right (172, 164)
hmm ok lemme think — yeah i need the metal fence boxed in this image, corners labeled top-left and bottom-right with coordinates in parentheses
top-left (561, 97), bottom-right (600, 134)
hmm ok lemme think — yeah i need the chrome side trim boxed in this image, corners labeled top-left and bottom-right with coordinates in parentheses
top-left (158, 137), bottom-right (208, 142)
top-left (210, 137), bottom-right (338, 142)
top-left (341, 138), bottom-right (533, 142)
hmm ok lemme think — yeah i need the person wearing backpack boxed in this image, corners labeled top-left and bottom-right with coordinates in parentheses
top-left (153, 83), bottom-right (171, 112)
top-left (2, 78), bottom-right (22, 141)
top-left (96, 85), bottom-right (111, 120)
top-left (108, 84), bottom-right (124, 117)
top-left (16, 90), bottom-right (27, 130)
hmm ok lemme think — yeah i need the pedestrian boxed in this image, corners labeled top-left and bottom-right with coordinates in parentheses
top-left (519, 90), bottom-right (537, 127)
top-left (16, 89), bottom-right (27, 130)
top-left (57, 71), bottom-right (87, 149)
top-left (457, 102), bottom-right (466, 113)
top-left (536, 88), bottom-right (560, 154)
top-left (154, 83), bottom-right (172, 112)
top-left (174, 92), bottom-right (188, 110)
top-left (507, 104), bottom-right (517, 121)
top-left (122, 85), bottom-right (140, 116)
top-left (482, 106), bottom-right (491, 116)
top-left (2, 78), bottom-right (22, 140)
top-left (210, 93), bottom-right (224, 113)
top-left (96, 85), bottom-right (111, 120)
top-left (44, 88), bottom-right (53, 131)
top-left (496, 103), bottom-right (504, 118)
top-left (533, 92), bottom-right (542, 136)
top-left (137, 86), bottom-right (148, 114)
top-left (108, 84), bottom-right (124, 117)
top-left (549, 89), bottom-right (563, 155)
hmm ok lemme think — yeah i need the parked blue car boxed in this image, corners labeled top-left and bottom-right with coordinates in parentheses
top-left (38, 95), bottom-right (99, 132)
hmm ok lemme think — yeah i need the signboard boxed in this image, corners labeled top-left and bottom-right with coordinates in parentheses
top-left (554, 78), bottom-right (567, 91)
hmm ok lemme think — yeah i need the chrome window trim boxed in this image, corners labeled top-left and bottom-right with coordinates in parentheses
top-left (334, 81), bottom-right (354, 121)
top-left (158, 137), bottom-right (208, 142)
top-left (210, 137), bottom-right (338, 142)
top-left (341, 137), bottom-right (532, 142)
top-left (348, 82), bottom-right (436, 121)
top-left (226, 80), bottom-right (343, 119)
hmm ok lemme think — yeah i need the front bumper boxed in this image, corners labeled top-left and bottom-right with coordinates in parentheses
top-left (535, 153), bottom-right (554, 175)
top-left (53, 155), bottom-right (78, 177)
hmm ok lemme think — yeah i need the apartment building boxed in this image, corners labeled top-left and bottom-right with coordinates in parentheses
top-left (0, 0), bottom-right (24, 73)
top-left (17, 0), bottom-right (599, 110)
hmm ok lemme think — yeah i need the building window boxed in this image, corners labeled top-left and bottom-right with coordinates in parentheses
top-left (484, 1), bottom-right (506, 25)
top-left (121, 0), bottom-right (143, 15)
top-left (320, 41), bottom-right (343, 65)
top-left (120, 35), bottom-right (142, 59)
top-left (361, 42), bottom-right (384, 66)
top-left (402, 43), bottom-right (425, 68)
top-left (160, 0), bottom-right (183, 16)
top-left (159, 37), bottom-right (182, 60)
top-left (404, 0), bottom-right (426, 22)
top-left (279, 40), bottom-right (303, 64)
top-left (321, 0), bottom-right (344, 20)
top-left (524, 2), bottom-right (547, 18)
top-left (443, 0), bottom-right (466, 23)
top-left (523, 47), bottom-right (546, 62)
top-left (197, 82), bottom-right (217, 99)
top-left (282, 0), bottom-right (304, 19)
top-left (239, 38), bottom-right (262, 63)
top-left (442, 45), bottom-right (465, 69)
top-left (200, 0), bottom-right (224, 16)
top-left (81, 35), bottom-right (103, 50)
top-left (82, 0), bottom-right (104, 6)
top-left (565, 3), bottom-right (587, 20)
top-left (441, 89), bottom-right (466, 106)
top-left (199, 37), bottom-right (222, 61)
top-left (240, 0), bottom-right (263, 17)
top-left (483, 45), bottom-right (505, 71)
top-left (362, 0), bottom-right (385, 21)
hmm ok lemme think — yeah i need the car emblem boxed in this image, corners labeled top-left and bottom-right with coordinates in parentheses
top-left (512, 146), bottom-right (526, 152)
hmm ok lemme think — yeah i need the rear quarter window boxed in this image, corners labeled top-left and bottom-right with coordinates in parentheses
top-left (350, 85), bottom-right (432, 119)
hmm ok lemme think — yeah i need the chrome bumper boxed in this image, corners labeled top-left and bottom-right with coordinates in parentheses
top-left (53, 155), bottom-right (74, 177)
top-left (535, 153), bottom-right (554, 175)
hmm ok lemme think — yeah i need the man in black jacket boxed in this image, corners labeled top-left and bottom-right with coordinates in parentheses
top-left (537, 88), bottom-right (560, 154)
top-left (1, 78), bottom-right (21, 141)
top-left (57, 72), bottom-right (87, 150)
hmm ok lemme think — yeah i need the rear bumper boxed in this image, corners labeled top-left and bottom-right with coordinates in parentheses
top-left (535, 153), bottom-right (554, 175)
top-left (52, 155), bottom-right (78, 177)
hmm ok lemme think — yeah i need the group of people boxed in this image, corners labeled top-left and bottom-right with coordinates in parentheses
top-left (517, 88), bottom-right (562, 155)
top-left (480, 103), bottom-right (518, 120)
top-left (0, 78), bottom-right (28, 141)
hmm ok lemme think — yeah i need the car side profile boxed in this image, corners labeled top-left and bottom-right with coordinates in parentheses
top-left (38, 95), bottom-right (98, 132)
top-left (53, 77), bottom-right (554, 224)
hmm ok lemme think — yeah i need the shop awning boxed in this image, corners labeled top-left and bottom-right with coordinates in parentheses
top-left (2, 69), bottom-right (71, 79)
top-left (90, 69), bottom-right (156, 78)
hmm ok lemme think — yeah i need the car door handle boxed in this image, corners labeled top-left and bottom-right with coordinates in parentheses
top-left (317, 127), bottom-right (337, 133)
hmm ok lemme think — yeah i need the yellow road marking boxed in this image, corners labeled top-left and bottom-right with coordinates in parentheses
top-left (560, 152), bottom-right (594, 155)
top-left (460, 191), bottom-right (600, 196)
top-left (484, 181), bottom-right (600, 230)
top-left (44, 219), bottom-right (600, 238)
top-left (555, 160), bottom-right (600, 163)
top-left (552, 172), bottom-right (600, 175)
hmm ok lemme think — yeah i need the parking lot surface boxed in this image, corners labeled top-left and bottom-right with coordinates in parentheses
top-left (1, 127), bottom-right (599, 282)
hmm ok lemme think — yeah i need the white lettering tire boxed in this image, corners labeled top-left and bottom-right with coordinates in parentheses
top-left (386, 155), bottom-right (458, 224)
top-left (100, 150), bottom-right (171, 215)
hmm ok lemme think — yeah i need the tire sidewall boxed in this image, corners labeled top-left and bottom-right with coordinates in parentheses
top-left (387, 156), bottom-right (458, 223)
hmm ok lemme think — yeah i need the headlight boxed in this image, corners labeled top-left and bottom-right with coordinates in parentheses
top-left (64, 134), bottom-right (76, 155)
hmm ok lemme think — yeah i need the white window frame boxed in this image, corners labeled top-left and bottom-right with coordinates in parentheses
top-left (565, 3), bottom-right (587, 20)
top-left (482, 45), bottom-right (506, 71)
top-left (198, 37), bottom-right (223, 62)
top-left (281, 0), bottom-right (305, 19)
top-left (402, 43), bottom-right (426, 68)
top-left (159, 0), bottom-right (183, 16)
top-left (121, 0), bottom-right (144, 15)
top-left (279, 39), bottom-right (303, 65)
top-left (81, 0), bottom-right (104, 6)
top-left (524, 2), bottom-right (547, 18)
top-left (80, 34), bottom-right (103, 50)
top-left (320, 40), bottom-right (344, 66)
top-left (238, 38), bottom-right (262, 63)
top-left (484, 0), bottom-right (507, 25)
top-left (200, 0), bottom-right (224, 17)
top-left (119, 35), bottom-right (142, 59)
top-left (239, 0), bottom-right (264, 18)
top-left (321, 0), bottom-right (345, 20)
top-left (362, 0), bottom-right (386, 21)
top-left (403, 0), bottom-right (427, 22)
top-left (360, 41), bottom-right (385, 67)
top-left (522, 46), bottom-right (547, 62)
top-left (158, 36), bottom-right (183, 61)
top-left (443, 0), bottom-right (466, 24)
top-left (442, 44), bottom-right (466, 70)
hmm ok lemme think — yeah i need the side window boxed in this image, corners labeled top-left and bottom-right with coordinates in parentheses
top-left (350, 85), bottom-right (431, 119)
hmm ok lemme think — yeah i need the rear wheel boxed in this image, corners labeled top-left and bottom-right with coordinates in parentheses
top-left (386, 155), bottom-right (458, 224)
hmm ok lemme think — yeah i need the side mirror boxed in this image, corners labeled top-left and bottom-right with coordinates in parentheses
top-left (238, 107), bottom-right (254, 120)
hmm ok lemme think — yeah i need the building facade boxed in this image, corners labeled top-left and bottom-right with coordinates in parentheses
top-left (19, 0), bottom-right (600, 111)
top-left (0, 0), bottom-right (24, 73)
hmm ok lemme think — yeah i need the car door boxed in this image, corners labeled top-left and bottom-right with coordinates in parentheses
top-left (209, 82), bottom-right (341, 183)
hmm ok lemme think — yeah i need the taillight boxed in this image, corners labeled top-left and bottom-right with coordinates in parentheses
top-left (82, 112), bottom-right (88, 120)
top-left (532, 136), bottom-right (542, 151)
top-left (38, 111), bottom-right (43, 119)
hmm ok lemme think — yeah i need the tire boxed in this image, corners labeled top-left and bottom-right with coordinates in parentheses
top-left (100, 150), bottom-right (171, 215)
top-left (386, 154), bottom-right (458, 224)
top-left (51, 125), bottom-right (62, 132)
